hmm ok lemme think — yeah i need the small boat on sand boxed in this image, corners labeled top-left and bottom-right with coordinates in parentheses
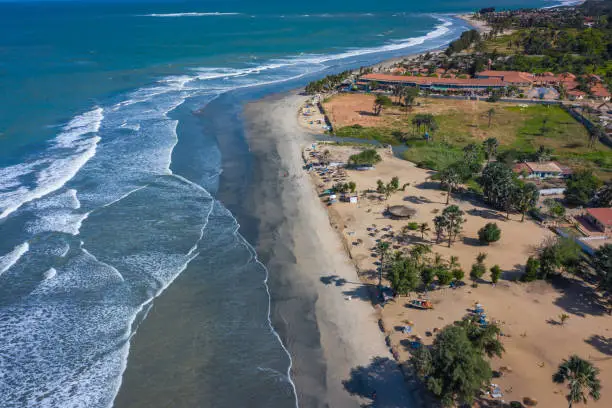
top-left (409, 299), bottom-right (433, 310)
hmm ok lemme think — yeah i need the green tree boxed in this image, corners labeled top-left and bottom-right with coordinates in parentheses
top-left (544, 198), bottom-right (566, 219)
top-left (514, 181), bottom-right (539, 222)
top-left (347, 181), bottom-right (357, 193)
top-left (376, 241), bottom-right (390, 287)
top-left (403, 86), bottom-right (420, 115)
top-left (470, 253), bottom-right (487, 283)
top-left (490, 265), bottom-right (502, 284)
top-left (388, 256), bottom-right (422, 296)
top-left (442, 205), bottom-right (466, 248)
top-left (433, 215), bottom-right (449, 244)
top-left (593, 244), bottom-right (612, 292)
top-left (483, 137), bottom-right (499, 162)
top-left (478, 223), bottom-right (502, 244)
top-left (421, 267), bottom-right (437, 289)
top-left (452, 268), bottom-right (465, 283)
top-left (411, 325), bottom-right (492, 406)
top-left (436, 267), bottom-right (453, 286)
top-left (440, 164), bottom-right (462, 205)
top-left (410, 244), bottom-right (432, 270)
top-left (373, 94), bottom-right (392, 116)
top-left (486, 108), bottom-right (496, 128)
top-left (521, 256), bottom-right (540, 282)
top-left (419, 222), bottom-right (431, 240)
top-left (457, 316), bottom-right (505, 358)
top-left (564, 170), bottom-right (603, 206)
top-left (553, 355), bottom-right (601, 408)
top-left (480, 162), bottom-right (515, 210)
top-left (348, 149), bottom-right (381, 166)
top-left (538, 237), bottom-right (582, 280)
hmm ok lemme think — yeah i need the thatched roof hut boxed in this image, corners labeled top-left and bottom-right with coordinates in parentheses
top-left (387, 205), bottom-right (417, 219)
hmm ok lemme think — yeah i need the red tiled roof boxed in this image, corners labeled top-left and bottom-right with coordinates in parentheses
top-left (586, 208), bottom-right (612, 227)
top-left (513, 163), bottom-right (532, 174)
top-left (476, 70), bottom-right (535, 84)
top-left (360, 73), bottom-right (505, 87)
top-left (591, 85), bottom-right (611, 98)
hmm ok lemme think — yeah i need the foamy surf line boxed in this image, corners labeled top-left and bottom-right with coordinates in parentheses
top-left (0, 242), bottom-right (29, 276)
top-left (142, 12), bottom-right (241, 17)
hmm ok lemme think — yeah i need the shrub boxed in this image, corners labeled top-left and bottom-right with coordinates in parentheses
top-left (490, 265), bottom-right (502, 284)
top-left (407, 222), bottom-right (419, 231)
top-left (452, 268), bottom-right (465, 282)
top-left (521, 256), bottom-right (539, 282)
top-left (478, 223), bottom-right (501, 244)
top-left (471, 263), bottom-right (486, 282)
top-left (436, 268), bottom-right (453, 286)
top-left (348, 149), bottom-right (381, 166)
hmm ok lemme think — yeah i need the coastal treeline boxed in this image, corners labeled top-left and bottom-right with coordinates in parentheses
top-left (475, 0), bottom-right (612, 88)
top-left (445, 29), bottom-right (481, 55)
top-left (304, 70), bottom-right (352, 94)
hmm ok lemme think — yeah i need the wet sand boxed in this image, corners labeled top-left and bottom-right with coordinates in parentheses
top-left (243, 91), bottom-right (414, 407)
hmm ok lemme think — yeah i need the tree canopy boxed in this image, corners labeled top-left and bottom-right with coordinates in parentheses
top-left (411, 324), bottom-right (493, 406)
top-left (564, 170), bottom-right (602, 206)
top-left (348, 149), bottom-right (381, 166)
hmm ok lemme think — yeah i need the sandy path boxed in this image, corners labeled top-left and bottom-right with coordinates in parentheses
top-left (243, 92), bottom-right (414, 408)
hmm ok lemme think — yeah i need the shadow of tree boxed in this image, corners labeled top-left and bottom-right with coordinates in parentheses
top-left (585, 335), bottom-right (612, 356)
top-left (462, 236), bottom-right (484, 247)
top-left (467, 208), bottom-right (507, 221)
top-left (403, 195), bottom-right (433, 204)
top-left (342, 356), bottom-right (413, 408)
top-left (358, 110), bottom-right (380, 117)
top-left (342, 284), bottom-right (375, 302)
top-left (551, 274), bottom-right (607, 317)
top-left (414, 181), bottom-right (440, 191)
top-left (502, 264), bottom-right (525, 282)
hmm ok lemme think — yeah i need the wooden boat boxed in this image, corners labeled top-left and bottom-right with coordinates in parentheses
top-left (409, 299), bottom-right (433, 310)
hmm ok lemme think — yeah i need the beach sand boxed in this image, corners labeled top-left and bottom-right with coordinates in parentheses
top-left (243, 91), bottom-right (416, 407)
top-left (300, 142), bottom-right (612, 407)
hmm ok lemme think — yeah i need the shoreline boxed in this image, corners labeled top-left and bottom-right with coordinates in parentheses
top-left (243, 91), bottom-right (416, 407)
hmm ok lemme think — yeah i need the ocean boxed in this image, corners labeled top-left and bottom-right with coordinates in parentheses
top-left (0, 1), bottom-right (578, 407)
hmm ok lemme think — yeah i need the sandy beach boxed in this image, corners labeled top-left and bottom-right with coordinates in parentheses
top-left (243, 92), bottom-right (417, 407)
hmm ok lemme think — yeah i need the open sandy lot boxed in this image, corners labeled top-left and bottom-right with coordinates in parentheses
top-left (305, 143), bottom-right (612, 407)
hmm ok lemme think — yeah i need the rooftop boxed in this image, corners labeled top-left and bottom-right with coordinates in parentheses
top-left (360, 73), bottom-right (505, 87)
top-left (586, 208), bottom-right (612, 227)
top-left (525, 162), bottom-right (563, 173)
top-left (476, 70), bottom-right (535, 84)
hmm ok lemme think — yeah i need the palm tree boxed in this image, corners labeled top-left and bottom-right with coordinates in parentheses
top-left (419, 222), bottom-right (431, 240)
top-left (376, 241), bottom-right (390, 287)
top-left (410, 244), bottom-right (431, 270)
top-left (449, 255), bottom-right (460, 270)
top-left (440, 165), bottom-right (462, 205)
top-left (487, 108), bottom-right (496, 128)
top-left (553, 355), bottom-right (601, 408)
top-left (483, 137), bottom-right (499, 163)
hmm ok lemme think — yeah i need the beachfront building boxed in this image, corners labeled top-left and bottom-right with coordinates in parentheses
top-left (583, 208), bottom-right (612, 234)
top-left (475, 70), bottom-right (535, 90)
top-left (357, 73), bottom-right (506, 93)
top-left (513, 161), bottom-right (572, 179)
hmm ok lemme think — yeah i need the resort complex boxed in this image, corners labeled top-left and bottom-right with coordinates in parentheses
top-left (298, 1), bottom-right (612, 407)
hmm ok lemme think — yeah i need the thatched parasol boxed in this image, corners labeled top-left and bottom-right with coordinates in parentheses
top-left (387, 205), bottom-right (417, 219)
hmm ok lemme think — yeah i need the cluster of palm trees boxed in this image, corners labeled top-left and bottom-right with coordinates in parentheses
top-left (390, 85), bottom-right (420, 115)
top-left (411, 114), bottom-right (438, 140)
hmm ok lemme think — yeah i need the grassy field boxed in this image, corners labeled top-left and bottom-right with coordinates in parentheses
top-left (326, 94), bottom-right (612, 179)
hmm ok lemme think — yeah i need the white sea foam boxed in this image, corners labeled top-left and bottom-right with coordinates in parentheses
top-left (0, 242), bottom-right (29, 276)
top-left (143, 12), bottom-right (240, 17)
top-left (0, 107), bottom-right (103, 219)
top-left (43, 268), bottom-right (57, 280)
top-left (542, 0), bottom-right (585, 9)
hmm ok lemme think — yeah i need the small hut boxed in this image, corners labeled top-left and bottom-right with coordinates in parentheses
top-left (387, 205), bottom-right (417, 219)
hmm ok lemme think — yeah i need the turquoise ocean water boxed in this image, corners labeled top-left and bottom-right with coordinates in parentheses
top-left (0, 1), bottom-right (576, 407)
